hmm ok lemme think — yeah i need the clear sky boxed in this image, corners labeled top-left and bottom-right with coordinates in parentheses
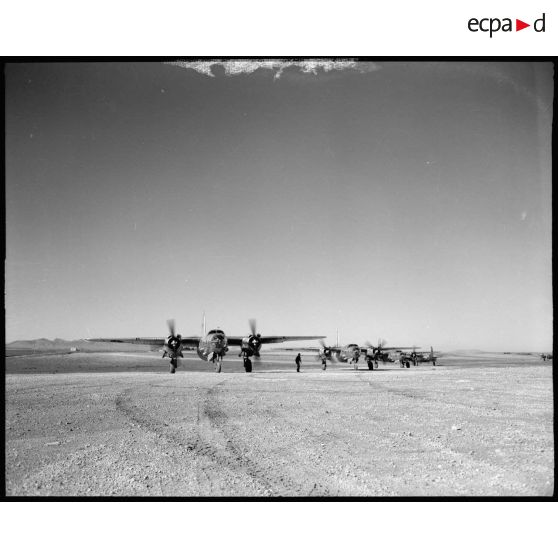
top-left (5, 61), bottom-right (553, 351)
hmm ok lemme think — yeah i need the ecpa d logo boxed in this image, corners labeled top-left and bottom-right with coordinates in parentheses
top-left (468, 13), bottom-right (546, 37)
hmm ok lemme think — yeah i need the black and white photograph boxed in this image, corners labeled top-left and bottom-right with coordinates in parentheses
top-left (4, 60), bottom-right (553, 498)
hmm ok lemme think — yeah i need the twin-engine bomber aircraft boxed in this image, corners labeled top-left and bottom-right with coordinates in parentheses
top-left (397, 346), bottom-right (439, 368)
top-left (88, 319), bottom-right (325, 373)
top-left (318, 338), bottom-right (413, 370)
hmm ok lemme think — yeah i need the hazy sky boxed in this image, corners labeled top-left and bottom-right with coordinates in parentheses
top-left (5, 61), bottom-right (553, 350)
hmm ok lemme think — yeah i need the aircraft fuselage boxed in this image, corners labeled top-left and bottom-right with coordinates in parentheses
top-left (196, 329), bottom-right (228, 362)
top-left (338, 344), bottom-right (361, 363)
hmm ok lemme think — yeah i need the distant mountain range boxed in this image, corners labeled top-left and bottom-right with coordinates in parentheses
top-left (6, 338), bottom-right (155, 353)
top-left (8, 338), bottom-right (79, 349)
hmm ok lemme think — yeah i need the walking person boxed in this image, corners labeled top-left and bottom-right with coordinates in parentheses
top-left (295, 353), bottom-right (302, 372)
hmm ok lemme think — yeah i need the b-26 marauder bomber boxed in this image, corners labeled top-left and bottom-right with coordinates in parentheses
top-left (397, 346), bottom-right (439, 368)
top-left (88, 319), bottom-right (325, 373)
top-left (318, 337), bottom-right (413, 370)
top-left (361, 339), bottom-right (415, 369)
top-left (318, 339), bottom-right (363, 370)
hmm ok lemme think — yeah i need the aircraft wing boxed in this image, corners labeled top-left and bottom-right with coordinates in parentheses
top-left (300, 345), bottom-right (342, 353)
top-left (361, 345), bottom-right (415, 352)
top-left (226, 335), bottom-right (325, 346)
top-left (86, 337), bottom-right (200, 348)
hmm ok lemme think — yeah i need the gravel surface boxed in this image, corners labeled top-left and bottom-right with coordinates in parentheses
top-left (5, 354), bottom-right (554, 497)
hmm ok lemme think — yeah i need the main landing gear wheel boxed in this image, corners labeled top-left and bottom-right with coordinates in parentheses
top-left (322, 362), bottom-right (327, 371)
top-left (244, 358), bottom-right (252, 373)
top-left (367, 361), bottom-right (374, 370)
top-left (405, 361), bottom-right (411, 368)
top-left (215, 360), bottom-right (222, 373)
top-left (170, 358), bottom-right (177, 374)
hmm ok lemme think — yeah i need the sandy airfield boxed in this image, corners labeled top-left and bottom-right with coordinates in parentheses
top-left (5, 350), bottom-right (554, 497)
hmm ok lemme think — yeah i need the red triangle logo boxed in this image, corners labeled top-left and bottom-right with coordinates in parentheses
top-left (516, 19), bottom-right (530, 31)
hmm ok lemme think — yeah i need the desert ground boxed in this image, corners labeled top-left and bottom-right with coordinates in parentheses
top-left (4, 348), bottom-right (554, 497)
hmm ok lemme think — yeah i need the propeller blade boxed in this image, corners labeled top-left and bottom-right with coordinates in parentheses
top-left (167, 319), bottom-right (176, 338)
top-left (249, 319), bottom-right (257, 336)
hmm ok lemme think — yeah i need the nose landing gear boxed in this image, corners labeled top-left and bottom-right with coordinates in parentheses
top-left (214, 357), bottom-right (222, 373)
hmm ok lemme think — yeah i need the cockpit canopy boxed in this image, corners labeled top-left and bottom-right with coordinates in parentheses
top-left (347, 343), bottom-right (359, 349)
top-left (208, 329), bottom-right (225, 335)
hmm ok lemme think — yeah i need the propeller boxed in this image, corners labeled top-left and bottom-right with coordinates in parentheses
top-left (367, 338), bottom-right (389, 362)
top-left (165, 319), bottom-right (183, 372)
top-left (361, 340), bottom-right (382, 355)
top-left (246, 318), bottom-right (262, 358)
top-left (319, 339), bottom-right (336, 361)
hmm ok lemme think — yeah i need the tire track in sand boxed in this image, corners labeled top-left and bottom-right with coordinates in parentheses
top-left (115, 380), bottom-right (311, 495)
top-left (114, 387), bottom-right (215, 494)
top-left (201, 381), bottom-right (332, 497)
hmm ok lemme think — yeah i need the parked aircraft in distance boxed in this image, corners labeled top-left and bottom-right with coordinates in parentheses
top-left (87, 319), bottom-right (325, 373)
top-left (540, 353), bottom-right (553, 361)
top-left (319, 337), bottom-right (413, 370)
top-left (398, 346), bottom-right (439, 368)
top-left (362, 339), bottom-right (415, 369)
top-left (319, 340), bottom-right (363, 370)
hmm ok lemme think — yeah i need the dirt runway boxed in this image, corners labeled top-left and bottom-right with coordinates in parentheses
top-left (5, 353), bottom-right (554, 497)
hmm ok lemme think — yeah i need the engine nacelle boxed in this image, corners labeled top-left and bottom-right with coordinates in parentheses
top-left (240, 334), bottom-right (261, 357)
top-left (166, 335), bottom-right (182, 353)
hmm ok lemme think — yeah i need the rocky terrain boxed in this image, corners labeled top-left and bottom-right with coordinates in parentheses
top-left (4, 352), bottom-right (554, 497)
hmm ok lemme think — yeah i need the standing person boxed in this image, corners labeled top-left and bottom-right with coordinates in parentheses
top-left (295, 353), bottom-right (302, 372)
